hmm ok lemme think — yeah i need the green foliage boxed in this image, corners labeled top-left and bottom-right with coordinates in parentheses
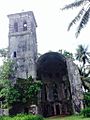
top-left (0, 59), bottom-right (14, 80)
top-left (82, 78), bottom-right (90, 92)
top-left (46, 115), bottom-right (90, 120)
top-left (0, 58), bottom-right (42, 109)
top-left (0, 84), bottom-right (20, 109)
top-left (80, 70), bottom-right (90, 91)
top-left (80, 107), bottom-right (90, 117)
top-left (2, 115), bottom-right (90, 120)
top-left (0, 59), bottom-right (20, 108)
top-left (58, 49), bottom-right (74, 60)
top-left (15, 76), bottom-right (42, 105)
top-left (0, 114), bottom-right (43, 120)
top-left (0, 48), bottom-right (8, 58)
top-left (84, 92), bottom-right (90, 107)
top-left (75, 44), bottom-right (90, 91)
top-left (75, 45), bottom-right (90, 117)
top-left (80, 92), bottom-right (90, 117)
top-left (75, 45), bottom-right (90, 65)
top-left (84, 92), bottom-right (90, 101)
top-left (63, 50), bottom-right (74, 60)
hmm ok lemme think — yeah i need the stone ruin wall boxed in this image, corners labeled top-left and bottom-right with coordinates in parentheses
top-left (8, 11), bottom-right (37, 79)
top-left (66, 59), bottom-right (83, 113)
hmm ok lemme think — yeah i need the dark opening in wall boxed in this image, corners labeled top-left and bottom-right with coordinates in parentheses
top-left (23, 21), bottom-right (27, 31)
top-left (13, 51), bottom-right (16, 57)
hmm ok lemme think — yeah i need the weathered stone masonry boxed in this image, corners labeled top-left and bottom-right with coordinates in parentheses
top-left (8, 11), bottom-right (37, 79)
top-left (8, 11), bottom-right (83, 117)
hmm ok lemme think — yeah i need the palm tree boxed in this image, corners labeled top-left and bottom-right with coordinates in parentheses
top-left (75, 44), bottom-right (90, 91)
top-left (75, 44), bottom-right (90, 66)
top-left (79, 65), bottom-right (90, 91)
top-left (62, 0), bottom-right (90, 38)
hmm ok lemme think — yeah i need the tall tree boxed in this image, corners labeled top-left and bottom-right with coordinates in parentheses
top-left (0, 59), bottom-right (20, 108)
top-left (62, 0), bottom-right (90, 38)
top-left (75, 44), bottom-right (90, 91)
top-left (75, 45), bottom-right (90, 66)
top-left (79, 65), bottom-right (90, 91)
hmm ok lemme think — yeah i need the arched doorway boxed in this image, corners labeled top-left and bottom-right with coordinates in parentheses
top-left (37, 52), bottom-right (73, 117)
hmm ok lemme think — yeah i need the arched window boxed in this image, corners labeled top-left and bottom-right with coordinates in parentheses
top-left (14, 22), bottom-right (18, 32)
top-left (23, 21), bottom-right (27, 31)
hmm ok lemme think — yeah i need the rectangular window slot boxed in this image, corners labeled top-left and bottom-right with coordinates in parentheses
top-left (13, 51), bottom-right (16, 57)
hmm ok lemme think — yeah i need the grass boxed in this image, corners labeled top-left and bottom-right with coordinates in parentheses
top-left (0, 114), bottom-right (43, 120)
top-left (0, 114), bottom-right (90, 120)
top-left (45, 115), bottom-right (90, 120)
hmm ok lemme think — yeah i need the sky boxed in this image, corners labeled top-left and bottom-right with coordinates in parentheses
top-left (0, 0), bottom-right (90, 55)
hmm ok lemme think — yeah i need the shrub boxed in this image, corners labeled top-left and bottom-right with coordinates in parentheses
top-left (1, 114), bottom-right (43, 120)
top-left (0, 116), bottom-right (11, 120)
top-left (0, 116), bottom-right (4, 120)
top-left (80, 107), bottom-right (90, 117)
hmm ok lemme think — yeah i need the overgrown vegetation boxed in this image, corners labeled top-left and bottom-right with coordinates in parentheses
top-left (0, 114), bottom-right (43, 120)
top-left (59, 45), bottom-right (90, 117)
top-left (14, 76), bottom-right (42, 106)
top-left (0, 59), bottom-right (20, 108)
top-left (75, 45), bottom-right (90, 117)
top-left (80, 92), bottom-right (90, 117)
top-left (0, 46), bottom-right (90, 116)
top-left (45, 115), bottom-right (90, 120)
top-left (0, 58), bottom-right (42, 109)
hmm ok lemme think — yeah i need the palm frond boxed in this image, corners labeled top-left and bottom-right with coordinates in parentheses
top-left (76, 7), bottom-right (90, 38)
top-left (84, 71), bottom-right (90, 77)
top-left (75, 44), bottom-right (85, 57)
top-left (68, 8), bottom-right (85, 30)
top-left (83, 77), bottom-right (90, 84)
top-left (62, 0), bottom-right (85, 10)
top-left (84, 45), bottom-right (88, 51)
top-left (81, 77), bottom-right (90, 90)
top-left (87, 52), bottom-right (90, 57)
top-left (77, 45), bottom-right (85, 52)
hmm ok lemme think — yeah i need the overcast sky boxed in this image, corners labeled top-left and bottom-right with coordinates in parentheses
top-left (0, 0), bottom-right (90, 55)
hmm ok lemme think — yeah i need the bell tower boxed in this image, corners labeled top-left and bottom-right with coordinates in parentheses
top-left (8, 11), bottom-right (37, 79)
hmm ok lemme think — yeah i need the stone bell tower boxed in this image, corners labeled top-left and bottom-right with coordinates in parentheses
top-left (8, 11), bottom-right (37, 79)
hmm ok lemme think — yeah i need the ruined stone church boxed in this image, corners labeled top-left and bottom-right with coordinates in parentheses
top-left (8, 11), bottom-right (83, 117)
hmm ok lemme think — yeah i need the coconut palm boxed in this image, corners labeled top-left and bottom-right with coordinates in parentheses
top-left (82, 77), bottom-right (90, 91)
top-left (62, 0), bottom-right (90, 38)
top-left (79, 65), bottom-right (90, 91)
top-left (75, 45), bottom-right (90, 66)
top-left (75, 44), bottom-right (90, 91)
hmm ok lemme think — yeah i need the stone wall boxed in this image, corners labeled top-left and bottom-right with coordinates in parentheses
top-left (66, 58), bottom-right (83, 113)
top-left (8, 11), bottom-right (37, 79)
